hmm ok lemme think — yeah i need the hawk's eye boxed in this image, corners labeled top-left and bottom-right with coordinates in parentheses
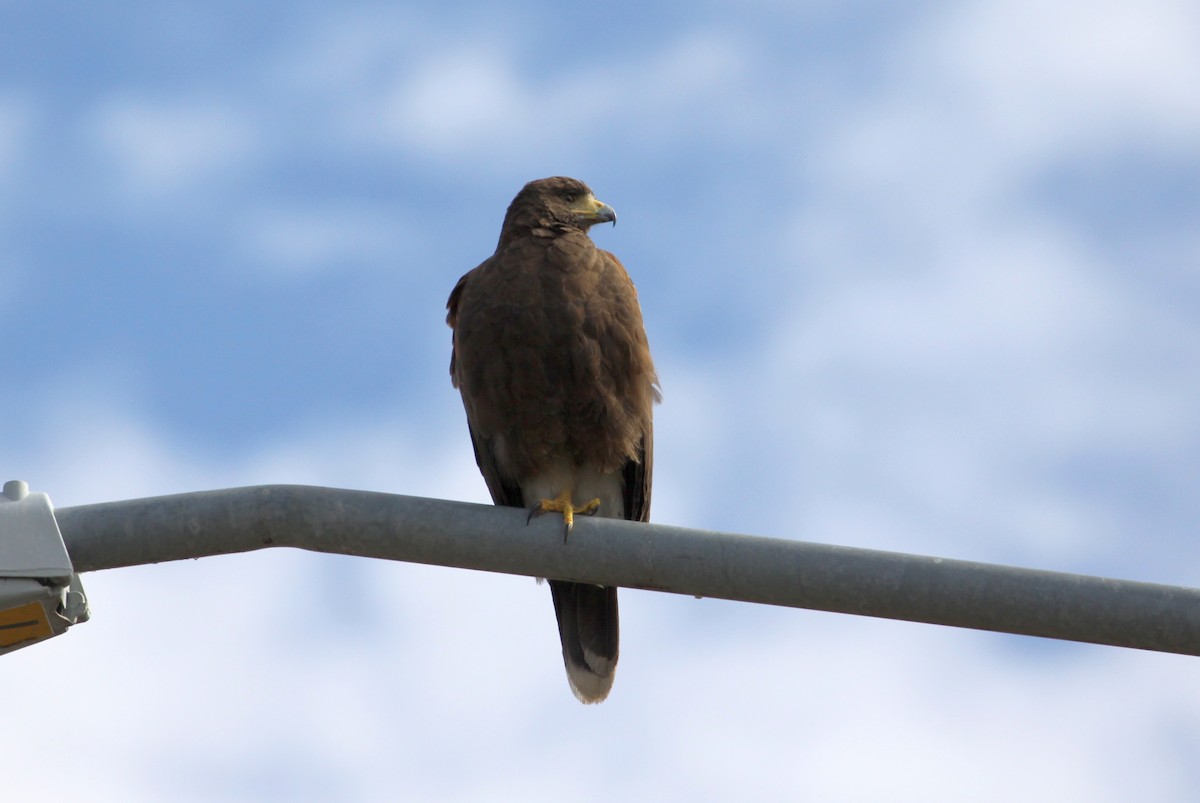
top-left (563, 193), bottom-right (576, 203)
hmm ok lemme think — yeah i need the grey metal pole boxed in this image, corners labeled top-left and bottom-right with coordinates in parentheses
top-left (53, 484), bottom-right (1200, 656)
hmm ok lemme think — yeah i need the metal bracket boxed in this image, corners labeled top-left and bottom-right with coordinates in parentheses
top-left (0, 480), bottom-right (89, 654)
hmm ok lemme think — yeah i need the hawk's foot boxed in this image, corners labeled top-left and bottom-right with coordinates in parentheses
top-left (527, 489), bottom-right (601, 542)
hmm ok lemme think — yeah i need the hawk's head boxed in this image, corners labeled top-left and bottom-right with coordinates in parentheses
top-left (503, 176), bottom-right (617, 238)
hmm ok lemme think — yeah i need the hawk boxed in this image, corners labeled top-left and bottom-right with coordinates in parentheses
top-left (446, 177), bottom-right (659, 703)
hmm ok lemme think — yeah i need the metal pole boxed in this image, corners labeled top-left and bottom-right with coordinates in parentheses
top-left (53, 484), bottom-right (1200, 656)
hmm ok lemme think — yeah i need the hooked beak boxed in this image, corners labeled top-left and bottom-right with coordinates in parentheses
top-left (575, 195), bottom-right (617, 228)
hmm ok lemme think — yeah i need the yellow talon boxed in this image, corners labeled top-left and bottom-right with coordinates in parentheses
top-left (532, 489), bottom-right (602, 541)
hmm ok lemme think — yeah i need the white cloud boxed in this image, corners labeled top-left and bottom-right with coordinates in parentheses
top-left (384, 47), bottom-right (530, 153)
top-left (0, 93), bottom-right (32, 179)
top-left (804, 0), bottom-right (1200, 239)
top-left (928, 0), bottom-right (1200, 155)
top-left (0, 94), bottom-right (33, 305)
top-left (238, 203), bottom-right (414, 275)
top-left (756, 220), bottom-right (1200, 564)
top-left (325, 29), bottom-right (754, 167)
top-left (759, 0), bottom-right (1200, 575)
top-left (91, 97), bottom-right (260, 197)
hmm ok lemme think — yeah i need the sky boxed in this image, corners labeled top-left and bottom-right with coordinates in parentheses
top-left (3, 0), bottom-right (1200, 800)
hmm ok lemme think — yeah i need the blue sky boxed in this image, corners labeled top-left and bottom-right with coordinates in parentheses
top-left (4, 1), bottom-right (1200, 800)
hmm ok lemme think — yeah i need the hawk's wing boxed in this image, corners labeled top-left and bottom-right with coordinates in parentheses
top-left (447, 264), bottom-right (523, 509)
top-left (623, 423), bottom-right (652, 523)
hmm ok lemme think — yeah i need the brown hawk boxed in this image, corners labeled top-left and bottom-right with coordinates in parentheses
top-left (446, 176), bottom-right (659, 703)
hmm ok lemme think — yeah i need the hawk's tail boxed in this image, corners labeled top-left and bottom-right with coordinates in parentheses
top-left (548, 580), bottom-right (619, 704)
